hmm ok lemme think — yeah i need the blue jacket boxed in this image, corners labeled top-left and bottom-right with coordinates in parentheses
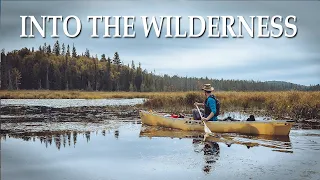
top-left (205, 97), bottom-right (218, 121)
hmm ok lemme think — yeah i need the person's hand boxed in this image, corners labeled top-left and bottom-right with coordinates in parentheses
top-left (194, 102), bottom-right (198, 106)
top-left (201, 117), bottom-right (207, 121)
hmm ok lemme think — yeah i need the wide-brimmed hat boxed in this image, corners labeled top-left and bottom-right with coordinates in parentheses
top-left (201, 84), bottom-right (214, 91)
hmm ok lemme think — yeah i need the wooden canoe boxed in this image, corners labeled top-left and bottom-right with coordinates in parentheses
top-left (139, 110), bottom-right (294, 136)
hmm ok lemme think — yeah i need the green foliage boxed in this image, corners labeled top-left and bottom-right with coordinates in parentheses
top-left (0, 42), bottom-right (319, 92)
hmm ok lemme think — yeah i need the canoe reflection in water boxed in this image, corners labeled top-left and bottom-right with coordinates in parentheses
top-left (139, 124), bottom-right (293, 173)
top-left (192, 138), bottom-right (220, 174)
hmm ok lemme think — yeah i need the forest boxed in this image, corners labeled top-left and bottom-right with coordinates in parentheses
top-left (1, 40), bottom-right (319, 92)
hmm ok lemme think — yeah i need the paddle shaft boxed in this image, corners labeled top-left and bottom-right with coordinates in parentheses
top-left (196, 104), bottom-right (203, 118)
top-left (195, 104), bottom-right (212, 134)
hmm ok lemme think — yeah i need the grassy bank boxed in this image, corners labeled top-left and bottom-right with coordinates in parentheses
top-left (1, 90), bottom-right (319, 119)
top-left (0, 90), bottom-right (155, 99)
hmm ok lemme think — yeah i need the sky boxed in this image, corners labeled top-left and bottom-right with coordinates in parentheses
top-left (0, 0), bottom-right (319, 86)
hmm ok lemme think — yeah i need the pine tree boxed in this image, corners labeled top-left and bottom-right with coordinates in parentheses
top-left (43, 43), bottom-right (47, 53)
top-left (72, 43), bottom-right (77, 58)
top-left (104, 57), bottom-right (112, 91)
top-left (65, 48), bottom-right (69, 90)
top-left (53, 40), bottom-right (60, 56)
top-left (0, 49), bottom-right (6, 90)
top-left (135, 63), bottom-right (143, 91)
top-left (113, 52), bottom-right (121, 66)
top-left (66, 45), bottom-right (70, 57)
top-left (101, 54), bottom-right (107, 62)
top-left (94, 54), bottom-right (97, 90)
top-left (85, 48), bottom-right (90, 58)
top-left (130, 60), bottom-right (136, 90)
top-left (47, 45), bottom-right (51, 54)
top-left (61, 43), bottom-right (65, 56)
top-left (46, 65), bottom-right (49, 90)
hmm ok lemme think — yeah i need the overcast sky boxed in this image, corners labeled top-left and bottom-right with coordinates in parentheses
top-left (0, 0), bottom-right (319, 86)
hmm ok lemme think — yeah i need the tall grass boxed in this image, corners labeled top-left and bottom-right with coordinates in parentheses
top-left (1, 90), bottom-right (319, 119)
top-left (142, 91), bottom-right (320, 119)
top-left (0, 90), bottom-right (153, 99)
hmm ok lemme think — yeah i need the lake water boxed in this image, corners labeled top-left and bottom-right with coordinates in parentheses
top-left (2, 122), bottom-right (320, 180)
top-left (1, 98), bottom-right (320, 179)
top-left (0, 98), bottom-right (145, 108)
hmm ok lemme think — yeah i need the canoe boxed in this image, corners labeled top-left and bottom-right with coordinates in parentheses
top-left (139, 110), bottom-right (294, 136)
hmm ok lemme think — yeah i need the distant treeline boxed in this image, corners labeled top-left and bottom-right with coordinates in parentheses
top-left (1, 41), bottom-right (319, 91)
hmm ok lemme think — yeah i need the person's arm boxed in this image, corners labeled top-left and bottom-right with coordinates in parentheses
top-left (204, 98), bottom-right (216, 121)
top-left (204, 112), bottom-right (215, 121)
top-left (194, 102), bottom-right (204, 106)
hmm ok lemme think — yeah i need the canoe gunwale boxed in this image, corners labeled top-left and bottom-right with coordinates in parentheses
top-left (139, 110), bottom-right (294, 125)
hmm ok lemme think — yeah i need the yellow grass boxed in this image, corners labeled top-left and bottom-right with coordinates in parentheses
top-left (0, 90), bottom-right (158, 99)
top-left (1, 90), bottom-right (319, 119)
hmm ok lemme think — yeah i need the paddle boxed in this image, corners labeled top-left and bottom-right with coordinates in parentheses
top-left (195, 104), bottom-right (212, 134)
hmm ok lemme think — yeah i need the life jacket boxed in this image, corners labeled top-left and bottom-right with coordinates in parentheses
top-left (204, 94), bottom-right (220, 117)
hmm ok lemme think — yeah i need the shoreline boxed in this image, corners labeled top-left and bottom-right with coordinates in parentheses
top-left (1, 90), bottom-right (319, 99)
top-left (1, 90), bottom-right (319, 122)
top-left (1, 105), bottom-right (319, 129)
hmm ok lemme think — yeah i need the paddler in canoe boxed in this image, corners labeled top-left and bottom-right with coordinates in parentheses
top-left (193, 84), bottom-right (220, 122)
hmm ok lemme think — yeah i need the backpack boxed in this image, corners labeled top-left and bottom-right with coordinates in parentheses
top-left (209, 95), bottom-right (220, 116)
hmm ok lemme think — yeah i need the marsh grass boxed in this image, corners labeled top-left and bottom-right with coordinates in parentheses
top-left (1, 90), bottom-right (319, 119)
top-left (0, 90), bottom-right (152, 99)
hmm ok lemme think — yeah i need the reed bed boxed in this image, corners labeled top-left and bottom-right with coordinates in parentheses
top-left (142, 91), bottom-right (320, 120)
top-left (0, 90), bottom-right (154, 99)
top-left (1, 90), bottom-right (319, 119)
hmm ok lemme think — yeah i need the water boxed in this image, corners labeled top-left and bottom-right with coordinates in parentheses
top-left (0, 98), bottom-right (145, 108)
top-left (2, 122), bottom-right (320, 180)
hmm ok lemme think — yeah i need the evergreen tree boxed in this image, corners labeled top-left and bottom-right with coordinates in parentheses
top-left (72, 43), bottom-right (77, 58)
top-left (66, 45), bottom-right (70, 57)
top-left (101, 54), bottom-right (107, 62)
top-left (94, 54), bottom-right (98, 90)
top-left (85, 48), bottom-right (90, 58)
top-left (104, 57), bottom-right (112, 91)
top-left (113, 52), bottom-right (121, 66)
top-left (53, 40), bottom-right (60, 56)
top-left (46, 45), bottom-right (51, 54)
top-left (61, 43), bottom-right (66, 56)
top-left (135, 63), bottom-right (143, 91)
top-left (43, 43), bottom-right (47, 53)
top-left (0, 49), bottom-right (7, 90)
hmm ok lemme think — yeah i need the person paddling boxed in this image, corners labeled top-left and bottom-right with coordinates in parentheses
top-left (193, 84), bottom-right (220, 121)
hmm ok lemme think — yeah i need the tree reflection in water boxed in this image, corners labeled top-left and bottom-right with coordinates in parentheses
top-left (192, 138), bottom-right (220, 174)
top-left (0, 129), bottom-right (121, 150)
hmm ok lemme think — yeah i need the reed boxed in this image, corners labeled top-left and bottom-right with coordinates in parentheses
top-left (1, 90), bottom-right (319, 119)
top-left (141, 91), bottom-right (320, 119)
